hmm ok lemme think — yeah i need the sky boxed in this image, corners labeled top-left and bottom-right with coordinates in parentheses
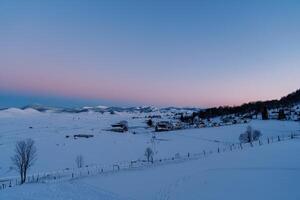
top-left (1, 0), bottom-right (300, 108)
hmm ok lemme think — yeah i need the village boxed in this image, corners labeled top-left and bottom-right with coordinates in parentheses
top-left (104, 104), bottom-right (300, 135)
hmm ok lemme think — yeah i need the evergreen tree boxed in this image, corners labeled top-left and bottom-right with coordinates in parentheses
top-left (278, 109), bottom-right (286, 120)
top-left (146, 119), bottom-right (153, 127)
top-left (261, 106), bottom-right (269, 120)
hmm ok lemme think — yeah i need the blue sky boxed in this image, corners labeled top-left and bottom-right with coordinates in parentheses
top-left (1, 0), bottom-right (300, 108)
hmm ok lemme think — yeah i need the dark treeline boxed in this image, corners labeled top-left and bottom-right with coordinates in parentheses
top-left (190, 89), bottom-right (300, 120)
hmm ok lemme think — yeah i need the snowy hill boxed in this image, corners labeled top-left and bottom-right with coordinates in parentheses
top-left (0, 91), bottom-right (300, 199)
top-left (5, 104), bottom-right (200, 115)
top-left (0, 108), bottom-right (299, 178)
top-left (1, 138), bottom-right (299, 200)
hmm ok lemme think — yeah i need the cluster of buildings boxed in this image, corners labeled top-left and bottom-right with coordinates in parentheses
top-left (268, 107), bottom-right (300, 121)
top-left (108, 105), bottom-right (300, 134)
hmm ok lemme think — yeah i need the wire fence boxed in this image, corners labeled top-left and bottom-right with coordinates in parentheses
top-left (0, 132), bottom-right (299, 190)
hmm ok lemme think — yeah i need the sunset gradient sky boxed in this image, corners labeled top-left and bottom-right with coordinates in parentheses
top-left (1, 0), bottom-right (300, 108)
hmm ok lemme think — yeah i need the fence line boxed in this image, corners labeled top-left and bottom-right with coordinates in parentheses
top-left (0, 132), bottom-right (299, 190)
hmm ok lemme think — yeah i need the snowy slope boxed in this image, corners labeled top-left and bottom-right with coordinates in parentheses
top-left (1, 139), bottom-right (300, 200)
top-left (0, 109), bottom-right (299, 178)
top-left (0, 109), bottom-right (299, 177)
top-left (0, 108), bottom-right (299, 200)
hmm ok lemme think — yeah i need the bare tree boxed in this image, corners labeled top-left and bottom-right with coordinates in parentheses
top-left (253, 129), bottom-right (262, 141)
top-left (75, 155), bottom-right (84, 168)
top-left (239, 126), bottom-right (262, 143)
top-left (11, 139), bottom-right (37, 184)
top-left (144, 147), bottom-right (154, 163)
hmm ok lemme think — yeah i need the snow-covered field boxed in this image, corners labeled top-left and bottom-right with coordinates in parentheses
top-left (0, 108), bottom-right (299, 199)
top-left (1, 139), bottom-right (300, 200)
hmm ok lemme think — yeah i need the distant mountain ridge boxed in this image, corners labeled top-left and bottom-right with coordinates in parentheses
top-left (1, 89), bottom-right (299, 115)
top-left (17, 104), bottom-right (200, 114)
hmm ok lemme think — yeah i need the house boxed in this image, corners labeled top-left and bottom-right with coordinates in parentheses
top-left (211, 122), bottom-right (219, 127)
top-left (155, 121), bottom-right (173, 132)
top-left (173, 121), bottom-right (183, 130)
top-left (111, 121), bottom-right (128, 132)
top-left (197, 121), bottom-right (206, 128)
top-left (146, 115), bottom-right (162, 119)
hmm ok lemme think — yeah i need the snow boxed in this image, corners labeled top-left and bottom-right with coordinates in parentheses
top-left (0, 108), bottom-right (40, 117)
top-left (96, 105), bottom-right (109, 109)
top-left (1, 139), bottom-right (300, 200)
top-left (0, 109), bottom-right (299, 199)
top-left (0, 110), bottom-right (298, 177)
top-left (0, 181), bottom-right (129, 200)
